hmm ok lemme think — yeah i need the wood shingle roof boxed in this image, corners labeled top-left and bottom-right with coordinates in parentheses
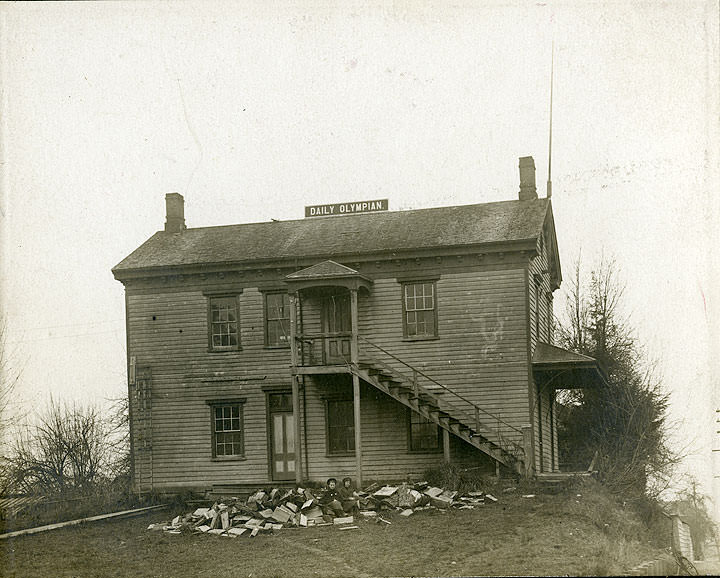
top-left (113, 198), bottom-right (551, 277)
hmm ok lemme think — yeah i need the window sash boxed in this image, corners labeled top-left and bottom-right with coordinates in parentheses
top-left (403, 282), bottom-right (436, 337)
top-left (212, 403), bottom-right (244, 457)
top-left (209, 296), bottom-right (239, 349)
top-left (327, 400), bottom-right (355, 454)
top-left (265, 292), bottom-right (290, 346)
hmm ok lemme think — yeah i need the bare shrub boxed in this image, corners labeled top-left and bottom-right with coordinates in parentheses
top-left (7, 398), bottom-right (119, 495)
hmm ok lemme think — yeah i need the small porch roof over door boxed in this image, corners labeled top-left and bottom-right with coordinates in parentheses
top-left (532, 342), bottom-right (607, 389)
top-left (285, 260), bottom-right (373, 292)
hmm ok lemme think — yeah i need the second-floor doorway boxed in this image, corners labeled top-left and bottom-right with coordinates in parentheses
top-left (321, 291), bottom-right (351, 365)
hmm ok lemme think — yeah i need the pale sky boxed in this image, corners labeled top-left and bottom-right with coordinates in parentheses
top-left (1, 1), bottom-right (718, 517)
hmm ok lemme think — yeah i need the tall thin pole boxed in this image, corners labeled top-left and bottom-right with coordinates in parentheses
top-left (547, 40), bottom-right (554, 199)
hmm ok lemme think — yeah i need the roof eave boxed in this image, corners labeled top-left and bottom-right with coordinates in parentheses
top-left (112, 237), bottom-right (540, 282)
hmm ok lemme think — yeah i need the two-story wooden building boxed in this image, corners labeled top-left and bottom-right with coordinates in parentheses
top-left (113, 156), bottom-right (605, 494)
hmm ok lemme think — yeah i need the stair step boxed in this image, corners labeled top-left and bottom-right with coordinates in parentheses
top-left (379, 377), bottom-right (404, 386)
top-left (388, 383), bottom-right (412, 393)
top-left (366, 366), bottom-right (392, 375)
top-left (416, 400), bottom-right (439, 411)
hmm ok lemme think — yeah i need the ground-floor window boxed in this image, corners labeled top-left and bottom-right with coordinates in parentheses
top-left (408, 410), bottom-right (442, 451)
top-left (210, 401), bottom-right (245, 457)
top-left (326, 399), bottom-right (355, 455)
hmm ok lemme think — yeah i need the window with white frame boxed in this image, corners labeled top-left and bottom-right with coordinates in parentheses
top-left (402, 281), bottom-right (437, 338)
top-left (211, 402), bottom-right (244, 457)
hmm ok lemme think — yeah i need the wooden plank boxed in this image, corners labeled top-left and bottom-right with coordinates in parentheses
top-left (0, 505), bottom-right (168, 540)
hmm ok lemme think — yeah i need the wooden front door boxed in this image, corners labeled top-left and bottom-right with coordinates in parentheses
top-left (321, 292), bottom-right (352, 365)
top-left (269, 393), bottom-right (295, 481)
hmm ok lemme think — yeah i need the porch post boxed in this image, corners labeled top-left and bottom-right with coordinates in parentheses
top-left (350, 288), bottom-right (362, 487)
top-left (289, 292), bottom-right (303, 483)
top-left (443, 429), bottom-right (451, 463)
top-left (292, 375), bottom-right (303, 483)
top-left (288, 292), bottom-right (299, 369)
top-left (522, 424), bottom-right (534, 479)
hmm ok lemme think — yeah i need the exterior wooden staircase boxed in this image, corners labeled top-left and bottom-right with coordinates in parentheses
top-left (352, 354), bottom-right (526, 474)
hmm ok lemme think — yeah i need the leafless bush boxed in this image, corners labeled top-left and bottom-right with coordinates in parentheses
top-left (0, 319), bottom-right (21, 447)
top-left (7, 398), bottom-right (121, 495)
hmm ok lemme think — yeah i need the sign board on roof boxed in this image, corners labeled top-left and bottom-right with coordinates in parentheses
top-left (305, 199), bottom-right (388, 218)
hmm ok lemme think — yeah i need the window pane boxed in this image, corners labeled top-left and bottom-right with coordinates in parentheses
top-left (268, 322), bottom-right (279, 345)
top-left (213, 404), bottom-right (243, 456)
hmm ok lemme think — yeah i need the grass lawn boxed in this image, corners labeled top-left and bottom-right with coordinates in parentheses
top-left (1, 487), bottom-right (669, 577)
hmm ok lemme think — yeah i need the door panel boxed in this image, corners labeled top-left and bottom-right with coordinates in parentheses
top-left (322, 293), bottom-right (352, 364)
top-left (269, 393), bottom-right (295, 481)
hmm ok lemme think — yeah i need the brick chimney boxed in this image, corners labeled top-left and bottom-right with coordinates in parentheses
top-left (518, 156), bottom-right (538, 201)
top-left (164, 193), bottom-right (186, 233)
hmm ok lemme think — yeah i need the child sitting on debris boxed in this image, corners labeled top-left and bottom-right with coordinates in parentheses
top-left (319, 477), bottom-right (345, 518)
top-left (338, 476), bottom-right (360, 515)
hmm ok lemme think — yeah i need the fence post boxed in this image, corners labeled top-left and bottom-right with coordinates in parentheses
top-left (521, 425), bottom-right (534, 478)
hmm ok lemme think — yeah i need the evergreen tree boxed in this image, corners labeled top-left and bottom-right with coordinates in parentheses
top-left (556, 256), bottom-right (674, 500)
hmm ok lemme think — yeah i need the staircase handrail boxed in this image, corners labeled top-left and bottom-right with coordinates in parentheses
top-left (358, 335), bottom-right (522, 436)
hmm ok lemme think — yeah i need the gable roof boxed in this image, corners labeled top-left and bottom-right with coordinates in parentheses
top-left (286, 260), bottom-right (363, 280)
top-left (113, 198), bottom-right (552, 277)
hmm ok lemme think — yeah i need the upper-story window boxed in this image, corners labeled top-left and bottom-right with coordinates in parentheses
top-left (208, 295), bottom-right (240, 351)
top-left (265, 292), bottom-right (290, 347)
top-left (402, 281), bottom-right (437, 338)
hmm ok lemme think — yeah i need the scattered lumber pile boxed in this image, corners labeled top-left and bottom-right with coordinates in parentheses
top-left (147, 481), bottom-right (499, 538)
